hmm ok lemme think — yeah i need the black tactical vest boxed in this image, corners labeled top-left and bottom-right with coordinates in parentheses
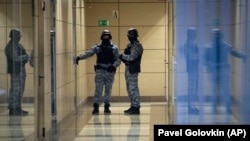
top-left (124, 43), bottom-right (142, 64)
top-left (96, 45), bottom-right (115, 64)
top-left (124, 42), bottom-right (142, 73)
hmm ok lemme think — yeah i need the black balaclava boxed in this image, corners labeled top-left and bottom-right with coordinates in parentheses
top-left (101, 30), bottom-right (112, 46)
top-left (127, 28), bottom-right (139, 43)
top-left (128, 37), bottom-right (137, 43)
top-left (101, 38), bottom-right (111, 46)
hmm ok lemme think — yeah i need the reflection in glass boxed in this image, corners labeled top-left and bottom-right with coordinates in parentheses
top-left (181, 28), bottom-right (200, 114)
top-left (204, 29), bottom-right (246, 115)
top-left (175, 0), bottom-right (249, 124)
top-left (4, 29), bottom-right (29, 116)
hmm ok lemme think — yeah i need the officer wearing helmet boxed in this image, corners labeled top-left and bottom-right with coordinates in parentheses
top-left (74, 29), bottom-right (121, 115)
top-left (119, 28), bottom-right (143, 115)
top-left (204, 28), bottom-right (246, 114)
top-left (5, 29), bottom-right (29, 116)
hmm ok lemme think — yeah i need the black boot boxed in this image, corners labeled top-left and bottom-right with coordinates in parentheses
top-left (124, 106), bottom-right (133, 113)
top-left (92, 103), bottom-right (99, 115)
top-left (124, 106), bottom-right (140, 115)
top-left (104, 103), bottom-right (111, 115)
top-left (9, 108), bottom-right (28, 116)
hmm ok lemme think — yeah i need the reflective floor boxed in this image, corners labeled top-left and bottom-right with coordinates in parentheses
top-left (73, 102), bottom-right (171, 141)
top-left (0, 103), bottom-right (35, 141)
top-left (0, 102), bottom-right (240, 141)
top-left (175, 103), bottom-right (237, 124)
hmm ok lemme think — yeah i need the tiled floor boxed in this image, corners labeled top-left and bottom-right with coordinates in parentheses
top-left (0, 102), bottom-right (240, 141)
top-left (0, 104), bottom-right (35, 141)
top-left (175, 102), bottom-right (237, 124)
top-left (74, 103), bottom-right (154, 141)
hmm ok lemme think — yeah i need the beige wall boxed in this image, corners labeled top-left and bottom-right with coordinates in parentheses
top-left (232, 0), bottom-right (250, 118)
top-left (83, 0), bottom-right (171, 99)
top-left (75, 1), bottom-right (88, 106)
top-left (0, 1), bottom-right (34, 101)
top-left (33, 0), bottom-right (79, 139)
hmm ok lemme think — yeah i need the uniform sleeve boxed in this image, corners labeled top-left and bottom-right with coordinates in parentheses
top-left (229, 45), bottom-right (245, 59)
top-left (122, 42), bottom-right (143, 62)
top-left (112, 46), bottom-right (121, 68)
top-left (5, 44), bottom-right (29, 62)
top-left (78, 45), bottom-right (99, 60)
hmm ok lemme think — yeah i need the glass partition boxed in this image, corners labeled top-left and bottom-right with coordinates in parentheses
top-left (174, 0), bottom-right (250, 124)
top-left (0, 0), bottom-right (36, 140)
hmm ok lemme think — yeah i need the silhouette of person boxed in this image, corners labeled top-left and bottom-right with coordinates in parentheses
top-left (204, 29), bottom-right (246, 114)
top-left (5, 29), bottom-right (29, 116)
top-left (182, 28), bottom-right (199, 114)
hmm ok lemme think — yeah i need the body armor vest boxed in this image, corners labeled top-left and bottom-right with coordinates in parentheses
top-left (96, 45), bottom-right (115, 64)
top-left (124, 43), bottom-right (142, 73)
top-left (124, 44), bottom-right (142, 64)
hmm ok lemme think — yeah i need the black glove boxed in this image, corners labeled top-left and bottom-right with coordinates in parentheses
top-left (119, 54), bottom-right (126, 62)
top-left (119, 54), bottom-right (123, 60)
top-left (74, 56), bottom-right (80, 65)
top-left (107, 66), bottom-right (116, 73)
top-left (119, 54), bottom-right (128, 64)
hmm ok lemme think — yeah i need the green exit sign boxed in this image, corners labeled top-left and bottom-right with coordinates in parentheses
top-left (98, 20), bottom-right (109, 26)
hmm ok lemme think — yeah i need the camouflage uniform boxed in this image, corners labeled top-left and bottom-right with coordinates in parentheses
top-left (75, 30), bottom-right (120, 115)
top-left (78, 43), bottom-right (120, 103)
top-left (120, 28), bottom-right (143, 115)
top-left (5, 29), bottom-right (29, 116)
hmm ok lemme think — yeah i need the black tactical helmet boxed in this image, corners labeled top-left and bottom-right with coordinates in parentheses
top-left (9, 29), bottom-right (21, 38)
top-left (100, 29), bottom-right (112, 40)
top-left (127, 28), bottom-right (138, 37)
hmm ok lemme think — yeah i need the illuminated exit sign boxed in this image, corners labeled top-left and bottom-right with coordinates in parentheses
top-left (98, 20), bottom-right (109, 26)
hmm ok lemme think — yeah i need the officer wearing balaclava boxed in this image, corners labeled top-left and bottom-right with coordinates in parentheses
top-left (120, 28), bottom-right (143, 115)
top-left (74, 29), bottom-right (121, 115)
